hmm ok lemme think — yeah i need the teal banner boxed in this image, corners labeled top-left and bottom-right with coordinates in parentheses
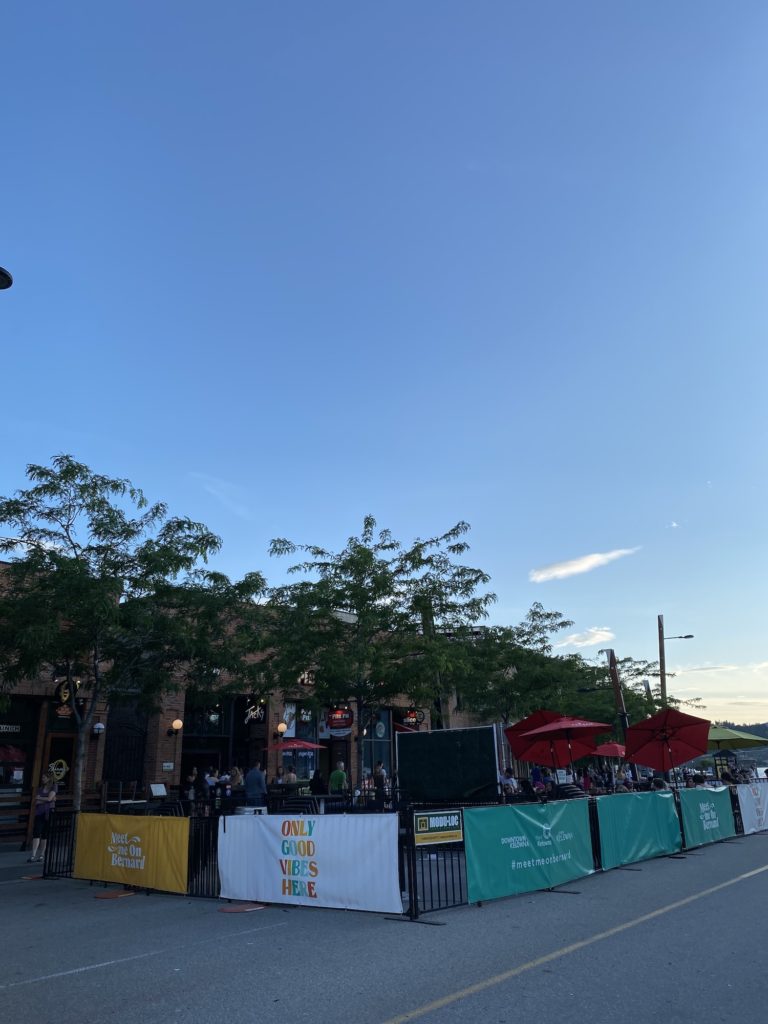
top-left (464, 801), bottom-right (594, 903)
top-left (596, 792), bottom-right (681, 870)
top-left (679, 787), bottom-right (736, 848)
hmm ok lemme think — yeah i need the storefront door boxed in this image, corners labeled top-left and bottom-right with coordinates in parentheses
top-left (44, 734), bottom-right (76, 792)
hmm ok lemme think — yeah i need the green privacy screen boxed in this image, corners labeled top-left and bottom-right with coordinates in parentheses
top-left (464, 801), bottom-right (594, 903)
top-left (396, 726), bottom-right (498, 803)
top-left (679, 787), bottom-right (736, 848)
top-left (596, 792), bottom-right (682, 870)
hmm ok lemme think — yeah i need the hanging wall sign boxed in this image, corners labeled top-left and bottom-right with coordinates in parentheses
top-left (54, 679), bottom-right (80, 705)
top-left (245, 702), bottom-right (266, 725)
top-left (327, 707), bottom-right (353, 736)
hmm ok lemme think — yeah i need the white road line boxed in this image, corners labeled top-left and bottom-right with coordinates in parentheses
top-left (0, 920), bottom-right (287, 990)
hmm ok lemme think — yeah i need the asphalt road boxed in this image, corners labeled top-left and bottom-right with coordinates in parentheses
top-left (2, 834), bottom-right (767, 1024)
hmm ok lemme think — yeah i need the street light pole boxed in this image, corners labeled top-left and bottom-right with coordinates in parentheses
top-left (658, 615), bottom-right (667, 705)
top-left (657, 614), bottom-right (694, 706)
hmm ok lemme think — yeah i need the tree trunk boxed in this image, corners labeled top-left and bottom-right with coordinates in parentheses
top-left (72, 722), bottom-right (87, 813)
top-left (70, 649), bottom-right (100, 813)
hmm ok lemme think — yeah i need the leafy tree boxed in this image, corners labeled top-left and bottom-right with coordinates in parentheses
top-left (0, 455), bottom-right (267, 809)
top-left (454, 604), bottom-right (574, 724)
top-left (509, 602), bottom-right (574, 654)
top-left (264, 516), bottom-right (494, 787)
top-left (459, 608), bottom-right (704, 738)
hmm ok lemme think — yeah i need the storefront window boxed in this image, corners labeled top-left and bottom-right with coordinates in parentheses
top-left (282, 704), bottom-right (317, 779)
top-left (185, 705), bottom-right (227, 737)
top-left (0, 698), bottom-right (39, 791)
top-left (362, 709), bottom-right (392, 783)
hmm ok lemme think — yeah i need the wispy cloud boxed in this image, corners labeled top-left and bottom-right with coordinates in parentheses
top-left (555, 626), bottom-right (615, 649)
top-left (189, 472), bottom-right (251, 520)
top-left (529, 547), bottom-right (640, 583)
top-left (678, 664), bottom-right (739, 674)
top-left (666, 521), bottom-right (680, 529)
top-left (667, 661), bottom-right (768, 721)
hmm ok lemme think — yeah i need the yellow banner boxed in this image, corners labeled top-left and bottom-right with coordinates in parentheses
top-left (73, 813), bottom-right (190, 894)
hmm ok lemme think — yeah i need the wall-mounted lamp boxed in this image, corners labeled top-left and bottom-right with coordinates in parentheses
top-left (273, 721), bottom-right (288, 740)
top-left (92, 721), bottom-right (105, 737)
top-left (167, 718), bottom-right (184, 737)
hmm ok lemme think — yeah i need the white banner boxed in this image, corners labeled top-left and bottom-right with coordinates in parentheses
top-left (737, 783), bottom-right (768, 835)
top-left (218, 813), bottom-right (402, 913)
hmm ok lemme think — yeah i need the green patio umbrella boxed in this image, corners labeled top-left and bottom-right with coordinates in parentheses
top-left (708, 726), bottom-right (767, 781)
top-left (707, 726), bottom-right (767, 751)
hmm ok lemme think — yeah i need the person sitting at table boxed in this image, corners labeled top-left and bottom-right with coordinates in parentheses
top-left (229, 766), bottom-right (244, 789)
top-left (309, 769), bottom-right (325, 795)
top-left (284, 765), bottom-right (297, 784)
top-left (500, 767), bottom-right (518, 799)
top-left (271, 766), bottom-right (285, 785)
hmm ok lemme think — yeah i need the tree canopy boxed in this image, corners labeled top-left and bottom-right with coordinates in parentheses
top-left (0, 455), bottom-right (267, 806)
top-left (264, 516), bottom-right (495, 784)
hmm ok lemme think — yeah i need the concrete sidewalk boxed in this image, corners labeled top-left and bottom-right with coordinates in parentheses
top-left (0, 843), bottom-right (44, 883)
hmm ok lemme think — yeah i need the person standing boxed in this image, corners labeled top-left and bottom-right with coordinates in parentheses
top-left (28, 772), bottom-right (57, 863)
top-left (329, 760), bottom-right (348, 794)
top-left (245, 762), bottom-right (267, 808)
top-left (373, 761), bottom-right (387, 809)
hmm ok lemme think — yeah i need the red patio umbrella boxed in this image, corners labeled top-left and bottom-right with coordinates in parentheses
top-left (503, 709), bottom-right (565, 760)
top-left (595, 742), bottom-right (626, 759)
top-left (516, 717), bottom-right (612, 770)
top-left (267, 739), bottom-right (325, 752)
top-left (624, 707), bottom-right (710, 772)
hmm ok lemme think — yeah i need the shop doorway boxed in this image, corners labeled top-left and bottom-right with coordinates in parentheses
top-left (44, 734), bottom-right (76, 792)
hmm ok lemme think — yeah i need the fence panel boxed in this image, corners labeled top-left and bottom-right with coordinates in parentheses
top-left (43, 809), bottom-right (77, 878)
top-left (402, 801), bottom-right (495, 918)
top-left (187, 815), bottom-right (220, 898)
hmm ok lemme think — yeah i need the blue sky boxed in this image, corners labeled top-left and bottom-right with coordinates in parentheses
top-left (2, 3), bottom-right (767, 721)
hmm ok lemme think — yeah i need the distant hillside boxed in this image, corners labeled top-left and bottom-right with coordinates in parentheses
top-left (719, 721), bottom-right (768, 740)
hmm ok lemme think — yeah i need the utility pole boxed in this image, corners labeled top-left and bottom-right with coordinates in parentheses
top-left (605, 649), bottom-right (630, 740)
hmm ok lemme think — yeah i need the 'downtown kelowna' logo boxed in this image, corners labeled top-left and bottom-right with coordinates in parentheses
top-left (107, 831), bottom-right (146, 870)
top-left (279, 819), bottom-right (319, 899)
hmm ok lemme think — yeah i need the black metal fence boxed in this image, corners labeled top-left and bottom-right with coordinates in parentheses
top-left (42, 787), bottom-right (753, 917)
top-left (187, 815), bottom-right (220, 898)
top-left (399, 787), bottom-right (754, 919)
top-left (400, 800), bottom-right (498, 919)
top-left (44, 809), bottom-right (78, 879)
top-left (41, 807), bottom-right (223, 897)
